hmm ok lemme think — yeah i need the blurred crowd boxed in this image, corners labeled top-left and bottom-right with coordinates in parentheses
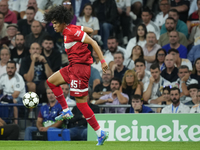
top-left (1, 0), bottom-right (200, 141)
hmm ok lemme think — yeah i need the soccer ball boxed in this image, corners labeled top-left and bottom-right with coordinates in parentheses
top-left (22, 92), bottom-right (39, 108)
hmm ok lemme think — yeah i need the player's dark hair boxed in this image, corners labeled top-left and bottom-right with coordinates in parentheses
top-left (187, 84), bottom-right (200, 91)
top-left (44, 5), bottom-right (73, 24)
top-left (134, 57), bottom-right (146, 66)
top-left (42, 35), bottom-right (54, 43)
top-left (131, 94), bottom-right (142, 101)
top-left (170, 87), bottom-right (180, 94)
top-left (110, 77), bottom-right (121, 86)
top-left (114, 51), bottom-right (124, 59)
top-left (27, 6), bottom-right (35, 12)
top-left (168, 48), bottom-right (179, 54)
top-left (7, 60), bottom-right (16, 68)
top-left (150, 63), bottom-right (160, 71)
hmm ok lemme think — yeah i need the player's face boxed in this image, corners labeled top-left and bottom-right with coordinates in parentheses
top-left (150, 68), bottom-right (160, 81)
top-left (165, 19), bottom-right (175, 32)
top-left (165, 54), bottom-right (174, 68)
top-left (132, 99), bottom-right (142, 111)
top-left (84, 5), bottom-right (92, 16)
top-left (47, 89), bottom-right (56, 103)
top-left (26, 9), bottom-right (35, 22)
top-left (110, 80), bottom-right (120, 92)
top-left (6, 63), bottom-right (16, 77)
top-left (114, 53), bottom-right (124, 66)
top-left (169, 31), bottom-right (179, 44)
top-left (170, 90), bottom-right (180, 104)
top-left (141, 12), bottom-right (151, 24)
top-left (189, 88), bottom-right (198, 98)
top-left (42, 40), bottom-right (54, 51)
top-left (163, 89), bottom-right (170, 101)
top-left (178, 68), bottom-right (189, 79)
top-left (0, 49), bottom-right (10, 64)
top-left (137, 26), bottom-right (145, 37)
top-left (15, 35), bottom-right (25, 49)
top-left (195, 60), bottom-right (200, 72)
top-left (135, 62), bottom-right (145, 74)
top-left (61, 84), bottom-right (70, 98)
top-left (52, 20), bottom-right (66, 33)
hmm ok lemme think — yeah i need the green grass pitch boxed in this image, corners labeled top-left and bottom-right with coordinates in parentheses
top-left (1, 141), bottom-right (200, 150)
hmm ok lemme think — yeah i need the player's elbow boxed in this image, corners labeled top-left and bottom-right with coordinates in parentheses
top-left (88, 28), bottom-right (93, 34)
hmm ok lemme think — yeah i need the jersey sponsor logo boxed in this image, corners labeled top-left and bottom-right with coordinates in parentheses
top-left (74, 30), bottom-right (81, 37)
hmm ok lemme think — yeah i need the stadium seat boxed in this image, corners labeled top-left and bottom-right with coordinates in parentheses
top-left (47, 127), bottom-right (70, 141)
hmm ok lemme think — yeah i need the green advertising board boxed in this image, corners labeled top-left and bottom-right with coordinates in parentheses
top-left (88, 114), bottom-right (200, 141)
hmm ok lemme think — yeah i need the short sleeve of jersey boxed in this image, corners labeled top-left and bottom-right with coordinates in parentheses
top-left (64, 25), bottom-right (86, 43)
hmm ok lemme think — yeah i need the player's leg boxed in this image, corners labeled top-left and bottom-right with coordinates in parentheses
top-left (46, 70), bottom-right (73, 120)
top-left (75, 96), bottom-right (108, 145)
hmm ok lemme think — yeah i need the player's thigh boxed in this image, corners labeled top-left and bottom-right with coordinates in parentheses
top-left (47, 70), bottom-right (67, 86)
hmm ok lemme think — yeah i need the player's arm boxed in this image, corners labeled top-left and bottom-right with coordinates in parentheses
top-left (83, 35), bottom-right (108, 72)
top-left (82, 26), bottom-right (93, 34)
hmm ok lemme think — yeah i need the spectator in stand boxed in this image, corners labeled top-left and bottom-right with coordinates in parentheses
top-left (187, 45), bottom-right (200, 64)
top-left (141, 7), bottom-right (160, 40)
top-left (111, 51), bottom-right (128, 81)
top-left (161, 54), bottom-right (179, 82)
top-left (120, 70), bottom-right (142, 104)
top-left (68, 89), bottom-right (99, 141)
top-left (187, 0), bottom-right (200, 34)
top-left (191, 57), bottom-right (200, 83)
top-left (190, 89), bottom-right (200, 113)
top-left (185, 84), bottom-right (200, 105)
top-left (0, 47), bottom-right (10, 76)
top-left (11, 33), bottom-right (29, 66)
top-left (19, 42), bottom-right (53, 103)
top-left (77, 3), bottom-right (99, 37)
top-left (126, 94), bottom-right (153, 113)
top-left (92, 69), bottom-right (112, 100)
top-left (154, 48), bottom-right (167, 71)
top-left (41, 36), bottom-right (61, 73)
top-left (104, 36), bottom-right (126, 65)
top-left (17, 6), bottom-right (35, 38)
top-left (170, 0), bottom-right (190, 23)
top-left (0, 118), bottom-right (19, 140)
top-left (126, 24), bottom-right (147, 59)
top-left (143, 63), bottom-right (171, 104)
top-left (188, 0), bottom-right (198, 17)
top-left (115, 0), bottom-right (136, 44)
top-left (168, 48), bottom-right (192, 71)
top-left (156, 86), bottom-right (172, 113)
top-left (134, 58), bottom-right (151, 85)
top-left (130, 0), bottom-right (142, 17)
top-left (158, 17), bottom-right (188, 47)
top-left (20, 0), bottom-right (45, 26)
top-left (188, 12), bottom-right (200, 46)
top-left (124, 45), bottom-right (144, 70)
top-left (61, 84), bottom-right (76, 111)
top-left (63, 0), bottom-right (77, 25)
top-left (160, 9), bottom-right (188, 37)
top-left (92, 0), bottom-right (118, 50)
top-left (162, 31), bottom-right (187, 58)
top-left (25, 20), bottom-right (49, 49)
top-left (161, 87), bottom-right (190, 113)
top-left (89, 66), bottom-right (101, 90)
top-left (154, 0), bottom-right (170, 28)
top-left (172, 65), bottom-right (198, 103)
top-left (24, 87), bottom-right (63, 140)
top-left (95, 77), bottom-right (129, 113)
top-left (71, 0), bottom-right (91, 17)
top-left (0, 12), bottom-right (8, 39)
top-left (0, 0), bottom-right (17, 24)
top-left (143, 32), bottom-right (161, 70)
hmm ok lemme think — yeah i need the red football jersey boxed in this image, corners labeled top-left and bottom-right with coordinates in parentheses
top-left (63, 24), bottom-right (93, 65)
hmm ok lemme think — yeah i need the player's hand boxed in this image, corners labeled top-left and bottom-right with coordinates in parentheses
top-left (101, 62), bottom-right (108, 73)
